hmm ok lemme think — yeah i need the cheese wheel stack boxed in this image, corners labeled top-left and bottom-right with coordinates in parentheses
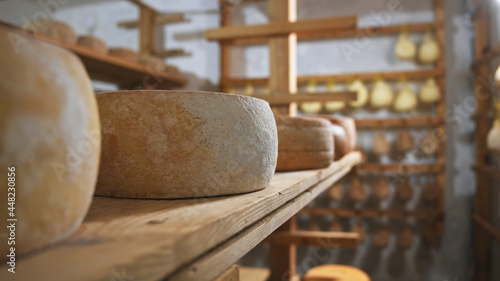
top-left (24, 20), bottom-right (77, 44)
top-left (77, 35), bottom-right (107, 54)
top-left (109, 48), bottom-right (139, 63)
top-left (275, 116), bottom-right (334, 171)
top-left (96, 90), bottom-right (278, 198)
top-left (0, 26), bottom-right (100, 255)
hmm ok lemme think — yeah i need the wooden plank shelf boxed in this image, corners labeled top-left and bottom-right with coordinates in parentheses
top-left (0, 152), bottom-right (362, 281)
top-left (473, 164), bottom-right (500, 180)
top-left (355, 116), bottom-right (443, 128)
top-left (300, 207), bottom-right (438, 220)
top-left (472, 214), bottom-right (500, 242)
top-left (254, 91), bottom-right (357, 105)
top-left (358, 163), bottom-right (445, 174)
top-left (224, 69), bottom-right (444, 87)
top-left (0, 21), bottom-right (187, 89)
top-left (205, 15), bottom-right (358, 41)
top-left (227, 22), bottom-right (443, 46)
top-left (265, 231), bottom-right (360, 248)
top-left (471, 43), bottom-right (500, 68)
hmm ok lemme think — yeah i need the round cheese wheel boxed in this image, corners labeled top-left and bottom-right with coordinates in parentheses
top-left (24, 20), bottom-right (77, 44)
top-left (331, 125), bottom-right (348, 160)
top-left (275, 116), bottom-right (333, 171)
top-left (318, 115), bottom-right (357, 153)
top-left (77, 35), bottom-right (107, 54)
top-left (0, 27), bottom-right (100, 255)
top-left (96, 90), bottom-right (277, 198)
top-left (109, 48), bottom-right (138, 63)
top-left (138, 54), bottom-right (167, 71)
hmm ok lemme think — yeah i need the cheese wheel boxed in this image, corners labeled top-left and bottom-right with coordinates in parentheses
top-left (318, 115), bottom-right (357, 153)
top-left (138, 54), bottom-right (167, 71)
top-left (331, 125), bottom-right (348, 160)
top-left (109, 48), bottom-right (138, 63)
top-left (24, 20), bottom-right (77, 44)
top-left (77, 35), bottom-right (107, 54)
top-left (275, 116), bottom-right (333, 171)
top-left (96, 90), bottom-right (277, 198)
top-left (0, 26), bottom-right (100, 255)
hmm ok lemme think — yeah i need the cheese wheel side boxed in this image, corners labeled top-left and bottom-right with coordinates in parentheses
top-left (0, 27), bottom-right (100, 255)
top-left (96, 90), bottom-right (278, 198)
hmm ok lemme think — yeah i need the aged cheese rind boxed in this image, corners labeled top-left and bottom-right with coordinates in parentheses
top-left (96, 90), bottom-right (278, 198)
top-left (0, 27), bottom-right (100, 255)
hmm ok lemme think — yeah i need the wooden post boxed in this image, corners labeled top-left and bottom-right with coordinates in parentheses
top-left (473, 0), bottom-right (492, 280)
top-left (139, 6), bottom-right (155, 55)
top-left (220, 0), bottom-right (232, 93)
top-left (268, 0), bottom-right (297, 116)
top-left (270, 216), bottom-right (297, 281)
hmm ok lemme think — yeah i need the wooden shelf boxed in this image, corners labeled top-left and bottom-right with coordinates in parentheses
top-left (254, 91), bottom-right (357, 105)
top-left (0, 21), bottom-right (187, 89)
top-left (471, 43), bottom-right (500, 69)
top-left (206, 15), bottom-right (357, 41)
top-left (265, 231), bottom-right (359, 248)
top-left (0, 153), bottom-right (362, 281)
top-left (355, 116), bottom-right (443, 128)
top-left (224, 69), bottom-right (444, 87)
top-left (473, 164), bottom-right (500, 180)
top-left (358, 163), bottom-right (445, 174)
top-left (227, 22), bottom-right (443, 46)
top-left (472, 214), bottom-right (500, 242)
top-left (300, 207), bottom-right (438, 220)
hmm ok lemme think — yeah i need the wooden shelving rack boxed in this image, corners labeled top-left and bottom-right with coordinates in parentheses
top-left (207, 0), bottom-right (447, 279)
top-left (471, 0), bottom-right (500, 279)
top-left (0, 153), bottom-right (362, 281)
top-left (0, 0), bottom-right (190, 90)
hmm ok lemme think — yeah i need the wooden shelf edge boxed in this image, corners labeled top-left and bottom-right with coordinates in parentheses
top-left (227, 21), bottom-right (443, 46)
top-left (265, 231), bottom-right (360, 248)
top-left (473, 164), bottom-right (500, 180)
top-left (472, 214), bottom-right (500, 242)
top-left (301, 207), bottom-right (439, 220)
top-left (0, 21), bottom-right (188, 88)
top-left (252, 91), bottom-right (357, 105)
top-left (358, 163), bottom-right (445, 174)
top-left (355, 116), bottom-right (443, 128)
top-left (224, 69), bottom-right (444, 86)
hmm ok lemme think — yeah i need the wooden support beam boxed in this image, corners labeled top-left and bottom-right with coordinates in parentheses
top-left (154, 48), bottom-right (191, 58)
top-left (357, 163), bottom-right (445, 174)
top-left (301, 207), bottom-right (439, 220)
top-left (355, 116), bottom-right (443, 128)
top-left (270, 218), bottom-right (296, 281)
top-left (213, 265), bottom-right (240, 281)
top-left (139, 6), bottom-right (155, 54)
top-left (220, 0), bottom-right (232, 93)
top-left (473, 164), bottom-right (500, 180)
top-left (118, 13), bottom-right (188, 29)
top-left (254, 91), bottom-right (356, 105)
top-left (227, 22), bottom-right (442, 46)
top-left (266, 231), bottom-right (359, 248)
top-left (224, 69), bottom-right (444, 86)
top-left (472, 214), bottom-right (500, 242)
top-left (206, 15), bottom-right (357, 41)
top-left (472, 43), bottom-right (500, 69)
top-left (473, 0), bottom-right (493, 279)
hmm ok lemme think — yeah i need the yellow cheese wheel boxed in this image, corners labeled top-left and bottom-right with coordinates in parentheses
top-left (0, 26), bottom-right (100, 255)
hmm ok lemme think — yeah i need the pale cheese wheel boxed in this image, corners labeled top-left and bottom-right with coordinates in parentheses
top-left (138, 54), bottom-right (167, 72)
top-left (109, 48), bottom-right (138, 63)
top-left (0, 26), bottom-right (100, 255)
top-left (96, 90), bottom-right (277, 198)
top-left (275, 116), bottom-right (333, 171)
top-left (77, 35), bottom-right (107, 54)
top-left (24, 20), bottom-right (77, 44)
